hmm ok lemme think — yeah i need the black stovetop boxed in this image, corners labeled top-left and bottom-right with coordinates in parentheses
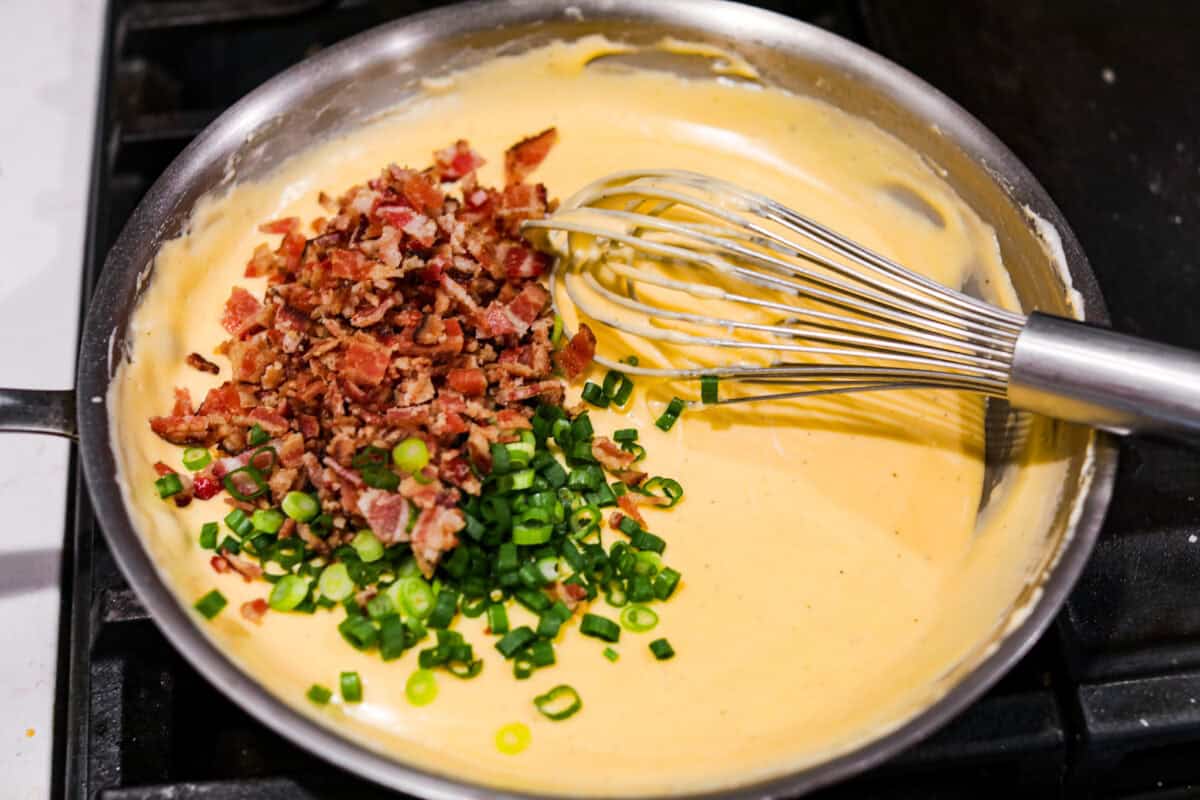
top-left (58, 2), bottom-right (1200, 798)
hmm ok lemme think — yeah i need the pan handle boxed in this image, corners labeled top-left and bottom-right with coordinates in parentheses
top-left (0, 389), bottom-right (77, 439)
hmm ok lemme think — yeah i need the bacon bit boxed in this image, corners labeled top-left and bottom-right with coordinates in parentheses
top-left (433, 140), bottom-right (486, 182)
top-left (554, 581), bottom-right (588, 611)
top-left (495, 408), bottom-right (533, 430)
top-left (609, 511), bottom-right (626, 532)
top-left (501, 243), bottom-right (550, 280)
top-left (592, 436), bottom-right (636, 471)
top-left (221, 287), bottom-right (263, 338)
top-left (276, 433), bottom-right (306, 468)
top-left (611, 469), bottom-right (648, 488)
top-left (324, 456), bottom-right (364, 488)
top-left (439, 454), bottom-right (480, 495)
top-left (350, 297), bottom-right (396, 328)
top-left (297, 522), bottom-right (329, 555)
top-left (617, 493), bottom-right (646, 526)
top-left (555, 323), bottom-right (596, 379)
top-left (220, 549), bottom-right (263, 582)
top-left (171, 388), bottom-right (194, 417)
top-left (484, 281), bottom-right (550, 338)
top-left (240, 598), bottom-right (269, 624)
top-left (192, 474), bottom-right (221, 500)
top-left (411, 505), bottom-right (464, 577)
top-left (377, 205), bottom-right (437, 248)
top-left (246, 406), bottom-right (289, 434)
top-left (199, 382), bottom-right (242, 415)
top-left (259, 217), bottom-right (300, 235)
top-left (504, 127), bottom-right (558, 185)
top-left (341, 335), bottom-right (391, 386)
top-left (447, 367), bottom-right (487, 397)
top-left (153, 461), bottom-right (176, 477)
top-left (210, 555), bottom-right (231, 574)
top-left (357, 489), bottom-right (412, 544)
top-left (244, 243), bottom-right (275, 278)
top-left (186, 352), bottom-right (221, 374)
top-left (298, 414), bottom-right (319, 438)
top-left (328, 248), bottom-right (369, 280)
top-left (280, 231), bottom-right (307, 273)
top-left (403, 172), bottom-right (445, 215)
top-left (278, 518), bottom-right (296, 540)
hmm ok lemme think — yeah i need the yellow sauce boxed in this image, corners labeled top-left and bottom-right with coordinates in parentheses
top-left (110, 38), bottom-right (1075, 796)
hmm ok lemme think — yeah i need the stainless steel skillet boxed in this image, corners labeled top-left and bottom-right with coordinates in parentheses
top-left (0, 1), bottom-right (1116, 796)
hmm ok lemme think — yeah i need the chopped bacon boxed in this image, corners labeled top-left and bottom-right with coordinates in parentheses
top-left (148, 132), bottom-right (613, 584)
top-left (411, 505), bottom-right (464, 577)
top-left (592, 436), bottom-right (636, 471)
top-left (171, 388), bottom-right (194, 417)
top-left (504, 127), bottom-right (558, 185)
top-left (192, 474), bottom-right (221, 500)
top-left (186, 352), bottom-right (221, 374)
top-left (611, 469), bottom-right (648, 488)
top-left (259, 217), bottom-right (300, 235)
top-left (485, 281), bottom-right (549, 338)
top-left (221, 287), bottom-right (263, 338)
top-left (240, 598), bottom-right (269, 624)
top-left (210, 555), bottom-right (231, 574)
top-left (433, 140), bottom-right (486, 182)
top-left (219, 549), bottom-right (263, 581)
top-left (555, 323), bottom-right (596, 379)
top-left (330, 248), bottom-right (371, 280)
top-left (199, 382), bottom-right (242, 415)
top-left (402, 172), bottom-right (445, 215)
top-left (341, 335), bottom-right (391, 386)
top-left (617, 493), bottom-right (646, 526)
top-left (447, 367), bottom-right (487, 397)
top-left (554, 581), bottom-right (588, 611)
top-left (357, 489), bottom-right (412, 544)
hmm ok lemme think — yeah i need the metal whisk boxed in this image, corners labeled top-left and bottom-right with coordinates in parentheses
top-left (524, 169), bottom-right (1200, 437)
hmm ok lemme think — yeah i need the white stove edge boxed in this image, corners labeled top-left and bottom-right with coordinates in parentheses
top-left (0, 0), bottom-right (104, 796)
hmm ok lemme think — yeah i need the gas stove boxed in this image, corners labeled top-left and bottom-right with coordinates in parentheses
top-left (59, 2), bottom-right (1200, 797)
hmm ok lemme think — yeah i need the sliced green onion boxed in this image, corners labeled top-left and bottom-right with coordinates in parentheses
top-left (654, 567), bottom-right (682, 600)
top-left (630, 529), bottom-right (666, 554)
top-left (223, 508), bottom-right (254, 538)
top-left (526, 639), bottom-right (556, 667)
top-left (536, 601), bottom-right (572, 639)
top-left (613, 428), bottom-right (638, 443)
top-left (247, 424), bottom-right (269, 446)
top-left (223, 465), bottom-right (268, 501)
top-left (461, 596), bottom-right (489, 618)
top-left (405, 669), bottom-right (438, 706)
top-left (338, 614), bottom-right (379, 650)
top-left (603, 647), bottom-right (619, 662)
top-left (487, 603), bottom-right (510, 635)
top-left (426, 589), bottom-right (459, 629)
top-left (155, 473), bottom-right (183, 499)
top-left (378, 615), bottom-right (408, 661)
top-left (580, 613), bottom-right (621, 643)
top-left (495, 721), bottom-right (531, 755)
top-left (700, 375), bottom-right (719, 404)
top-left (360, 464), bottom-right (400, 491)
top-left (218, 536), bottom-right (241, 555)
top-left (654, 397), bottom-right (686, 432)
top-left (604, 370), bottom-right (634, 406)
top-left (340, 671), bottom-right (363, 703)
top-left (617, 515), bottom-right (642, 537)
top-left (649, 637), bottom-right (676, 660)
top-left (198, 522), bottom-right (218, 550)
top-left (581, 381), bottom-right (609, 408)
top-left (622, 355), bottom-right (640, 366)
top-left (497, 468), bottom-right (535, 493)
top-left (397, 577), bottom-right (436, 618)
top-left (533, 684), bottom-right (583, 721)
top-left (620, 604), bottom-right (659, 633)
top-left (194, 589), bottom-right (227, 620)
top-left (569, 506), bottom-right (602, 537)
top-left (251, 508), bottom-right (285, 534)
top-left (641, 476), bottom-right (684, 508)
top-left (306, 684), bottom-right (332, 705)
top-left (392, 437), bottom-right (430, 474)
top-left (351, 445), bottom-right (389, 470)
top-left (318, 562), bottom-right (354, 601)
top-left (281, 490), bottom-right (319, 522)
top-left (366, 594), bottom-right (395, 620)
top-left (182, 447), bottom-right (212, 471)
top-left (512, 520), bottom-right (552, 545)
top-left (505, 430), bottom-right (536, 467)
top-left (351, 530), bottom-right (384, 563)
top-left (269, 575), bottom-right (309, 611)
top-left (634, 550), bottom-right (663, 576)
top-left (496, 626), bottom-right (536, 659)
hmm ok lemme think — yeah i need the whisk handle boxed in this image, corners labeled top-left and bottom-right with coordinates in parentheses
top-left (1009, 312), bottom-right (1200, 436)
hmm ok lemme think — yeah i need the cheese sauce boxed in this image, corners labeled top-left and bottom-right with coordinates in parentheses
top-left (110, 38), bottom-right (1074, 796)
